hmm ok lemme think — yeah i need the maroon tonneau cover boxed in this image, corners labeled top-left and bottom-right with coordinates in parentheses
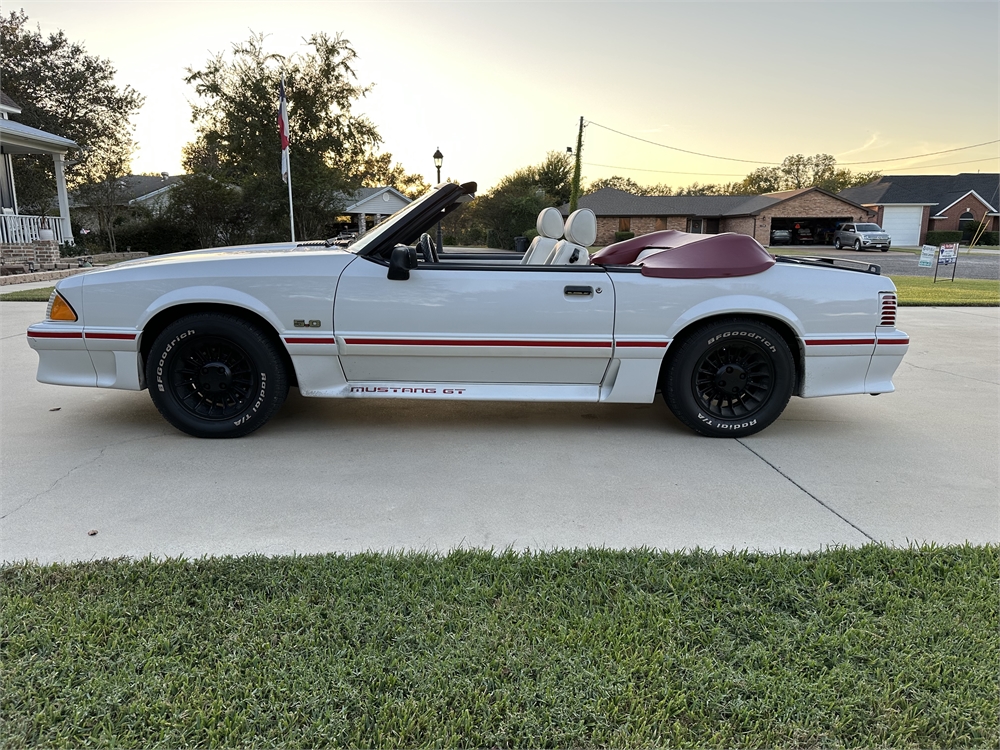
top-left (591, 230), bottom-right (775, 279)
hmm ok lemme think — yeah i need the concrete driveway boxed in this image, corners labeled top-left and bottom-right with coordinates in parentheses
top-left (1, 302), bottom-right (997, 563)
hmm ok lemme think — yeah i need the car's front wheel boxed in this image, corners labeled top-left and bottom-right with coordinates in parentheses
top-left (662, 318), bottom-right (795, 438)
top-left (146, 314), bottom-right (289, 438)
top-left (853, 239), bottom-right (862, 251)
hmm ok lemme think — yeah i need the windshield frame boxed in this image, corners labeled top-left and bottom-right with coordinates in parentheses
top-left (338, 182), bottom-right (475, 259)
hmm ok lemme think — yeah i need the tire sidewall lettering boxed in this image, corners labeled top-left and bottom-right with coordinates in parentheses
top-left (705, 330), bottom-right (777, 353)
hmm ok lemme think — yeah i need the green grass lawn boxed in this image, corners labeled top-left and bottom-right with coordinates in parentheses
top-left (0, 286), bottom-right (54, 302)
top-left (2, 546), bottom-right (997, 748)
top-left (890, 275), bottom-right (999, 306)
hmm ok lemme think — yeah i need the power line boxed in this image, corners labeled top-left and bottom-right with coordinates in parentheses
top-left (586, 120), bottom-right (780, 165)
top-left (879, 156), bottom-right (1000, 172)
top-left (582, 156), bottom-right (999, 180)
top-left (838, 140), bottom-right (1000, 165)
top-left (582, 162), bottom-right (746, 178)
top-left (588, 118), bottom-right (1000, 169)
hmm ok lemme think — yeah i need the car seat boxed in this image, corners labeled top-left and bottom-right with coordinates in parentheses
top-left (520, 207), bottom-right (565, 265)
top-left (546, 209), bottom-right (595, 265)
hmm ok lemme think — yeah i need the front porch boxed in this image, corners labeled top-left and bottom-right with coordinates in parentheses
top-left (0, 109), bottom-right (79, 269)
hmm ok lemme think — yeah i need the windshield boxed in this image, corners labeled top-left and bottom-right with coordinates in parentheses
top-left (856, 224), bottom-right (882, 232)
top-left (341, 187), bottom-right (443, 255)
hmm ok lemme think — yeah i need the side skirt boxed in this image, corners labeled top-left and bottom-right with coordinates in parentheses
top-left (342, 382), bottom-right (600, 402)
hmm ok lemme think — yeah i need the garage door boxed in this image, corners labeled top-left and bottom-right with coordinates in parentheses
top-left (881, 206), bottom-right (923, 247)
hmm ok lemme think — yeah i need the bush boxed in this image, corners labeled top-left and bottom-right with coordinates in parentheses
top-left (114, 215), bottom-right (200, 256)
top-left (924, 230), bottom-right (962, 246)
top-left (614, 231), bottom-right (635, 242)
top-left (971, 230), bottom-right (998, 246)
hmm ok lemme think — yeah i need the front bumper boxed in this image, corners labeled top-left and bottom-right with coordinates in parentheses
top-left (27, 322), bottom-right (143, 390)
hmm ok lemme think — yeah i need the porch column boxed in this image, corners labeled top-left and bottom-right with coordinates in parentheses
top-left (357, 212), bottom-right (366, 234)
top-left (52, 152), bottom-right (73, 245)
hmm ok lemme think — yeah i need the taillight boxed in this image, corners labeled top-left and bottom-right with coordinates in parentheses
top-left (879, 292), bottom-right (897, 327)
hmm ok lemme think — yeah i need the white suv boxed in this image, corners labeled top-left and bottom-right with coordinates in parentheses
top-left (833, 223), bottom-right (891, 252)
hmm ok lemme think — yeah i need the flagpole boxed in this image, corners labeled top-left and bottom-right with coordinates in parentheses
top-left (279, 76), bottom-right (295, 242)
top-left (286, 152), bottom-right (295, 243)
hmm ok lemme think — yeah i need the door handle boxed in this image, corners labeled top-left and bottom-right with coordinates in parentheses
top-left (564, 285), bottom-right (593, 296)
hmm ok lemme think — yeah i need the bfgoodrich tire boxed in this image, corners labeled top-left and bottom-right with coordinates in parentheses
top-left (663, 318), bottom-right (795, 438)
top-left (146, 314), bottom-right (288, 438)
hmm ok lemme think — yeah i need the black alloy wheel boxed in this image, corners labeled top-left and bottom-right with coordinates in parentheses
top-left (146, 314), bottom-right (288, 438)
top-left (663, 318), bottom-right (795, 437)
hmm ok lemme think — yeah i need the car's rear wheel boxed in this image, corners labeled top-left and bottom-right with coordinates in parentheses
top-left (146, 314), bottom-right (288, 438)
top-left (833, 238), bottom-right (842, 250)
top-left (662, 318), bottom-right (795, 438)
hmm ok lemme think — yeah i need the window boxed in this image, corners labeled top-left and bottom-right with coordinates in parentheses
top-left (689, 218), bottom-right (703, 233)
top-left (618, 217), bottom-right (631, 232)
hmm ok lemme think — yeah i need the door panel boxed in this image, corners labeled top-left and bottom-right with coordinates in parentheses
top-left (334, 257), bottom-right (615, 384)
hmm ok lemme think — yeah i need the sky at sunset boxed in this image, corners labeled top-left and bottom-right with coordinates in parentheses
top-left (11, 0), bottom-right (1000, 191)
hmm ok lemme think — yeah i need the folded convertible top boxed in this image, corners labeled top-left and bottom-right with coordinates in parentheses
top-left (591, 230), bottom-right (775, 279)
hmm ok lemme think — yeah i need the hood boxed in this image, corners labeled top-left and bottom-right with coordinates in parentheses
top-left (92, 242), bottom-right (341, 271)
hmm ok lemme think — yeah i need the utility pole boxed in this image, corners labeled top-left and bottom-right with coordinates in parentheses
top-left (569, 116), bottom-right (584, 212)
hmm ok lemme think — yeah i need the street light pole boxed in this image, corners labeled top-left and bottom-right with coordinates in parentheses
top-left (433, 148), bottom-right (443, 254)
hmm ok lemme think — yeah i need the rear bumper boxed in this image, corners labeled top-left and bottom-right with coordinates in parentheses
top-left (865, 331), bottom-right (909, 392)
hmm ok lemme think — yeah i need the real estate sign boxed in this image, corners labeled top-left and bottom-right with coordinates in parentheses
top-left (919, 245), bottom-right (936, 268)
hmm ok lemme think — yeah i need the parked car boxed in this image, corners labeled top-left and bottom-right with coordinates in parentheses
top-left (793, 227), bottom-right (814, 245)
top-left (769, 229), bottom-right (791, 245)
top-left (27, 182), bottom-right (908, 439)
top-left (834, 223), bottom-right (891, 251)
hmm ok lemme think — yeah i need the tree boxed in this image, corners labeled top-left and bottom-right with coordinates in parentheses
top-left (167, 174), bottom-right (250, 248)
top-left (360, 152), bottom-right (430, 199)
top-left (741, 166), bottom-right (783, 194)
top-left (183, 31), bottom-right (418, 243)
top-left (779, 154), bottom-right (811, 190)
top-left (536, 151), bottom-right (573, 207)
top-left (586, 176), bottom-right (648, 195)
top-left (0, 10), bottom-right (144, 223)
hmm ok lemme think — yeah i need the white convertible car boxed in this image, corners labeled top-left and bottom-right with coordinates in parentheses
top-left (28, 181), bottom-right (908, 439)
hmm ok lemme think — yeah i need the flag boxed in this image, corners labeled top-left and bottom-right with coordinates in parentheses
top-left (278, 77), bottom-right (290, 183)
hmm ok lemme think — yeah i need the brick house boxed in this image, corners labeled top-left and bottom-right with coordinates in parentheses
top-left (564, 187), bottom-right (874, 247)
top-left (838, 173), bottom-right (999, 246)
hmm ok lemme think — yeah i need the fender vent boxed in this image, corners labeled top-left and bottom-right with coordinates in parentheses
top-left (879, 292), bottom-right (897, 327)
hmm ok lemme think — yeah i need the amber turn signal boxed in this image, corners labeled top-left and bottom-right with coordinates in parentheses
top-left (48, 292), bottom-right (78, 322)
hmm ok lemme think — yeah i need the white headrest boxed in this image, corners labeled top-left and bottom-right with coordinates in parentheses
top-left (563, 209), bottom-right (596, 247)
top-left (536, 207), bottom-right (565, 239)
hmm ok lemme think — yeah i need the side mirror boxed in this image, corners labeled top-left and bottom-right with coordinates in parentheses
top-left (387, 244), bottom-right (417, 280)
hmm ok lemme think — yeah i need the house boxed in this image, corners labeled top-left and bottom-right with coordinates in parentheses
top-left (0, 90), bottom-right (78, 265)
top-left (341, 186), bottom-right (411, 233)
top-left (838, 173), bottom-right (999, 246)
top-left (565, 186), bottom-right (874, 247)
top-left (70, 173), bottom-right (182, 220)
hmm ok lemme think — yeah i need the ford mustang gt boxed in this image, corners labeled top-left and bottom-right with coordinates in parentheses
top-left (27, 181), bottom-right (908, 438)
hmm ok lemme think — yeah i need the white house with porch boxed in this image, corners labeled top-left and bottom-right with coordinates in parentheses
top-left (0, 91), bottom-right (77, 252)
top-left (342, 186), bottom-right (411, 234)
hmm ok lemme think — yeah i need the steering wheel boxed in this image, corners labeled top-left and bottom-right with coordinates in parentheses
top-left (416, 233), bottom-right (439, 264)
